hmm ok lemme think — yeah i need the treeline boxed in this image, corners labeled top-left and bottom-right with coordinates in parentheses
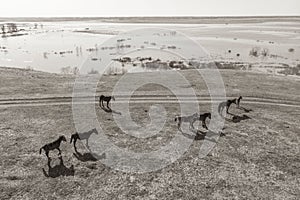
top-left (1, 23), bottom-right (19, 34)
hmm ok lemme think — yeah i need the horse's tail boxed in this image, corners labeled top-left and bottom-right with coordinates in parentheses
top-left (70, 135), bottom-right (73, 144)
top-left (218, 103), bottom-right (221, 114)
top-left (39, 147), bottom-right (43, 154)
top-left (42, 168), bottom-right (49, 177)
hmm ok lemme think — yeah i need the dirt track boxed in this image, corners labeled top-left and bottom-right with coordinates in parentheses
top-left (1, 96), bottom-right (300, 108)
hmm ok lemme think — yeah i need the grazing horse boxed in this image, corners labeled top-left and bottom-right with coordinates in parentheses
top-left (175, 113), bottom-right (199, 132)
top-left (218, 98), bottom-right (237, 115)
top-left (40, 136), bottom-right (67, 159)
top-left (99, 95), bottom-right (115, 109)
top-left (193, 112), bottom-right (211, 130)
top-left (70, 128), bottom-right (98, 150)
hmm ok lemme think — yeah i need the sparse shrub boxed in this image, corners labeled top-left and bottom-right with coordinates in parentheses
top-left (61, 66), bottom-right (71, 74)
top-left (261, 48), bottom-right (269, 57)
top-left (249, 47), bottom-right (260, 57)
top-left (288, 48), bottom-right (295, 53)
top-left (249, 47), bottom-right (269, 57)
top-left (72, 67), bottom-right (79, 75)
top-left (25, 66), bottom-right (34, 71)
top-left (88, 68), bottom-right (99, 74)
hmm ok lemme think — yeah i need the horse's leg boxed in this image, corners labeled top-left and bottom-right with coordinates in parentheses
top-left (177, 121), bottom-right (181, 130)
top-left (178, 122), bottom-right (183, 132)
top-left (45, 151), bottom-right (50, 160)
top-left (74, 138), bottom-right (77, 150)
top-left (86, 139), bottom-right (90, 149)
top-left (226, 105), bottom-right (230, 114)
top-left (190, 120), bottom-right (195, 130)
top-left (107, 100), bottom-right (110, 109)
top-left (202, 121), bottom-right (208, 130)
top-left (57, 147), bottom-right (61, 155)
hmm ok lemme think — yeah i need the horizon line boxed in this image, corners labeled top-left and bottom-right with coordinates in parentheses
top-left (0, 15), bottom-right (300, 18)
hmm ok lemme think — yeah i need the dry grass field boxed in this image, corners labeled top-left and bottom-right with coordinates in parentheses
top-left (0, 67), bottom-right (299, 199)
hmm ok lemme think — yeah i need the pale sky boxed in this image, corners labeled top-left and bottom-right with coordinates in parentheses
top-left (1, 0), bottom-right (300, 17)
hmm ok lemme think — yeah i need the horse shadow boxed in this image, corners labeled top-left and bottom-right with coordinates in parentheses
top-left (73, 149), bottom-right (106, 162)
top-left (181, 129), bottom-right (225, 142)
top-left (232, 114), bottom-right (251, 123)
top-left (100, 106), bottom-right (122, 115)
top-left (238, 106), bottom-right (253, 113)
top-left (226, 114), bottom-right (251, 123)
top-left (42, 156), bottom-right (75, 178)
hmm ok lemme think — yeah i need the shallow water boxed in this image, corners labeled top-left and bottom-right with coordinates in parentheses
top-left (0, 21), bottom-right (299, 73)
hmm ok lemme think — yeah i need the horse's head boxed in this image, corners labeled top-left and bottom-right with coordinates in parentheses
top-left (207, 113), bottom-right (212, 119)
top-left (92, 128), bottom-right (99, 135)
top-left (60, 135), bottom-right (67, 142)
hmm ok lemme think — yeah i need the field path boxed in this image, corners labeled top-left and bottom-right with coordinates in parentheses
top-left (1, 95), bottom-right (300, 108)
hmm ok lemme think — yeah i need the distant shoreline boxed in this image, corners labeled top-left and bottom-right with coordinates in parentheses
top-left (1, 16), bottom-right (300, 23)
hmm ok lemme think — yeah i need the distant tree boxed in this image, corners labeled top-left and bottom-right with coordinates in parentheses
top-left (249, 47), bottom-right (260, 57)
top-left (61, 66), bottom-right (71, 74)
top-left (261, 48), bottom-right (269, 57)
top-left (72, 67), bottom-right (80, 75)
top-left (288, 48), bottom-right (295, 53)
top-left (1, 25), bottom-right (5, 34)
top-left (7, 24), bottom-right (12, 33)
top-left (88, 68), bottom-right (99, 74)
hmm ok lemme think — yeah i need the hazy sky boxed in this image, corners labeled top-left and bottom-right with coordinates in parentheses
top-left (1, 0), bottom-right (300, 17)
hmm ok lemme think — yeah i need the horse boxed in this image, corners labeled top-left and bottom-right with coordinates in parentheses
top-left (218, 98), bottom-right (238, 116)
top-left (70, 128), bottom-right (98, 150)
top-left (40, 135), bottom-right (67, 159)
top-left (99, 95), bottom-right (115, 109)
top-left (175, 113), bottom-right (199, 132)
top-left (193, 112), bottom-right (211, 130)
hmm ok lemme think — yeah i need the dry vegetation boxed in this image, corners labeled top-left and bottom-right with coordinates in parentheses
top-left (0, 67), bottom-right (299, 199)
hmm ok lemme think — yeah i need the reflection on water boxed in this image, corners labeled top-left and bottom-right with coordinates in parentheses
top-left (0, 22), bottom-right (198, 73)
top-left (0, 21), bottom-right (299, 74)
top-left (0, 25), bottom-right (111, 73)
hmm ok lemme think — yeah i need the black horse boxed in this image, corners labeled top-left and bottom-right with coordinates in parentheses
top-left (99, 95), bottom-right (115, 109)
top-left (40, 136), bottom-right (66, 159)
top-left (194, 112), bottom-right (211, 130)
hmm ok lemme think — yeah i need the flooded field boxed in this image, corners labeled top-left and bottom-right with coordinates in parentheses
top-left (0, 18), bottom-right (300, 74)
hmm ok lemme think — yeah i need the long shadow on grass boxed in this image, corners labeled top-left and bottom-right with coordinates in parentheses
top-left (100, 106), bottom-right (122, 115)
top-left (238, 106), bottom-right (253, 113)
top-left (73, 148), bottom-right (106, 162)
top-left (225, 114), bottom-right (251, 123)
top-left (42, 156), bottom-right (74, 178)
top-left (181, 129), bottom-right (225, 142)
